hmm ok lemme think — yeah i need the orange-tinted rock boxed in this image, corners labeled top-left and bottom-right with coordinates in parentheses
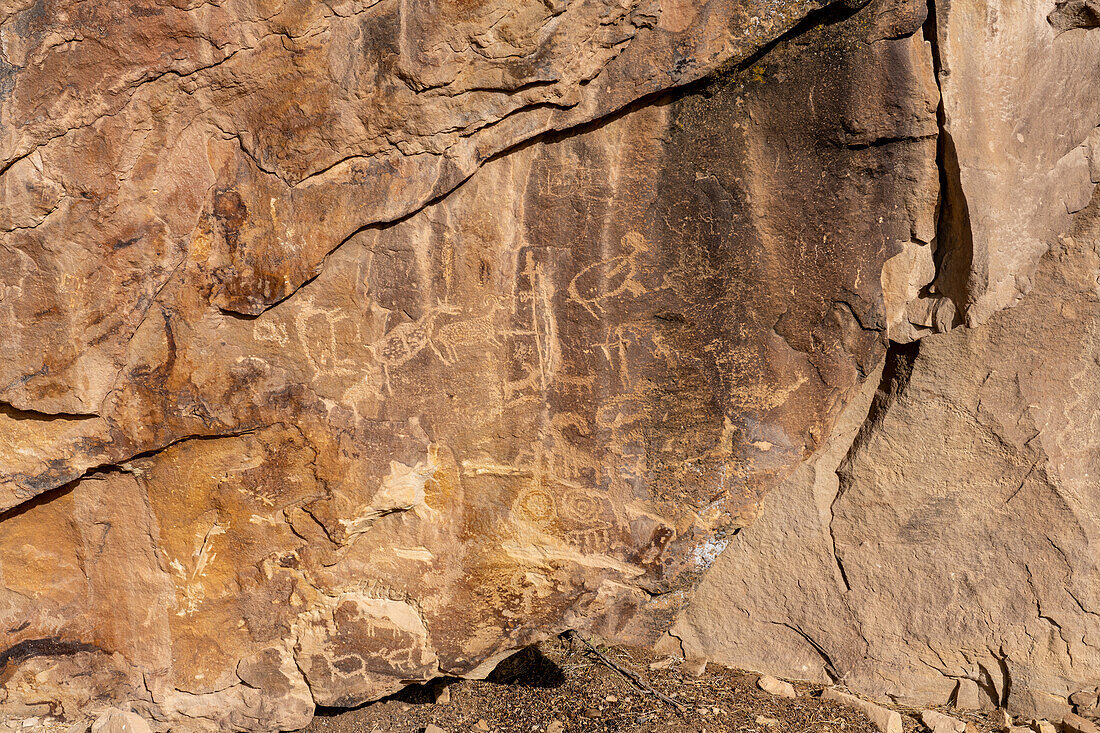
top-left (0, 0), bottom-right (941, 729)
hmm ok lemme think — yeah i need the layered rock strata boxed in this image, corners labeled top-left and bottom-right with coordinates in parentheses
top-left (7, 0), bottom-right (1097, 727)
top-left (0, 0), bottom-right (942, 729)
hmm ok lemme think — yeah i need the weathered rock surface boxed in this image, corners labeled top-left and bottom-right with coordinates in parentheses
top-left (666, 0), bottom-right (1100, 719)
top-left (921, 709), bottom-right (967, 733)
top-left (7, 0), bottom-right (1097, 727)
top-left (954, 679), bottom-right (983, 712)
top-left (1066, 714), bottom-right (1100, 733)
top-left (91, 709), bottom-right (153, 733)
top-left (0, 0), bottom-right (942, 729)
top-left (757, 674), bottom-right (797, 699)
top-left (0, 0), bottom-right (839, 421)
top-left (931, 0), bottom-right (1100, 326)
top-left (821, 688), bottom-right (903, 733)
top-left (669, 166), bottom-right (1100, 721)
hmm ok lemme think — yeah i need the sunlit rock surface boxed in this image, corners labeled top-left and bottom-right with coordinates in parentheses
top-left (8, 0), bottom-right (1097, 729)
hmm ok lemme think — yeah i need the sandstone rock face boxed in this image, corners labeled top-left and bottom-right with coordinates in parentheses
top-left (6, 0), bottom-right (1094, 728)
top-left (669, 13), bottom-right (1100, 716)
top-left (0, 0), bottom-right (944, 729)
top-left (673, 224), bottom-right (1100, 715)
top-left (931, 0), bottom-right (1100, 326)
top-left (0, 0), bottom-right (831, 420)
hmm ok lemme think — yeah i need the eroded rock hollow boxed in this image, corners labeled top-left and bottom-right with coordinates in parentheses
top-left (1, 0), bottom-right (1098, 730)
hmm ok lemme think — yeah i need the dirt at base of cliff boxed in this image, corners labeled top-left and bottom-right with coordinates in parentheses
top-left (302, 638), bottom-right (1006, 733)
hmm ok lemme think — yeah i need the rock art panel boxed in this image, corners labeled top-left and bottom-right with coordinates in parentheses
top-left (0, 0), bottom-right (940, 728)
top-left (668, 0), bottom-right (1100, 718)
top-left (0, 0), bottom-right (836, 416)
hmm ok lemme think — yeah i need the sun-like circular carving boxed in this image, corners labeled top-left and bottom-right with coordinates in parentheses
top-left (515, 486), bottom-right (556, 522)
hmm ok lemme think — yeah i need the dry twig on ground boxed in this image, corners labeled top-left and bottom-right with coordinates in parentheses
top-left (563, 630), bottom-right (687, 713)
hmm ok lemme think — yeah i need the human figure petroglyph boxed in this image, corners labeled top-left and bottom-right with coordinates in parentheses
top-left (587, 321), bottom-right (681, 392)
top-left (517, 250), bottom-right (561, 391)
top-left (589, 323), bottom-right (645, 390)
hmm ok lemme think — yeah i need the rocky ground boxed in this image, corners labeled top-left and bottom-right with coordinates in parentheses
top-left (301, 637), bottom-right (1009, 733)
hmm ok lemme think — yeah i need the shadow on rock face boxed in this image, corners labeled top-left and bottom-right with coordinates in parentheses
top-left (1049, 0), bottom-right (1100, 33)
top-left (313, 677), bottom-right (456, 714)
top-left (312, 645), bottom-right (567, 719)
top-left (485, 646), bottom-right (567, 690)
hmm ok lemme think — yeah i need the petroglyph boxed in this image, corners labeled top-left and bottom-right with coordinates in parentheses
top-left (517, 251), bottom-right (561, 392)
top-left (363, 302), bottom-right (462, 394)
top-left (568, 232), bottom-right (656, 319)
top-left (559, 488), bottom-right (622, 554)
top-left (514, 485), bottom-right (558, 525)
top-left (0, 2), bottom-right (939, 722)
top-left (295, 595), bottom-right (439, 706)
top-left (430, 303), bottom-right (507, 365)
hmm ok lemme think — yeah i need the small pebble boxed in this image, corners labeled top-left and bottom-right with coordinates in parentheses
top-left (604, 695), bottom-right (618, 703)
top-left (755, 716), bottom-right (780, 727)
top-left (474, 720), bottom-right (490, 732)
top-left (546, 722), bottom-right (564, 733)
top-left (435, 685), bottom-right (451, 704)
top-left (757, 674), bottom-right (797, 699)
top-left (425, 725), bottom-right (446, 733)
top-left (682, 657), bottom-right (708, 677)
top-left (582, 707), bottom-right (602, 718)
top-left (649, 656), bottom-right (678, 670)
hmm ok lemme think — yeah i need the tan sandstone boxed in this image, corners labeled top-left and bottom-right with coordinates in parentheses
top-left (757, 675), bottom-right (797, 699)
top-left (4, 0), bottom-right (1097, 727)
top-left (821, 688), bottom-right (902, 733)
